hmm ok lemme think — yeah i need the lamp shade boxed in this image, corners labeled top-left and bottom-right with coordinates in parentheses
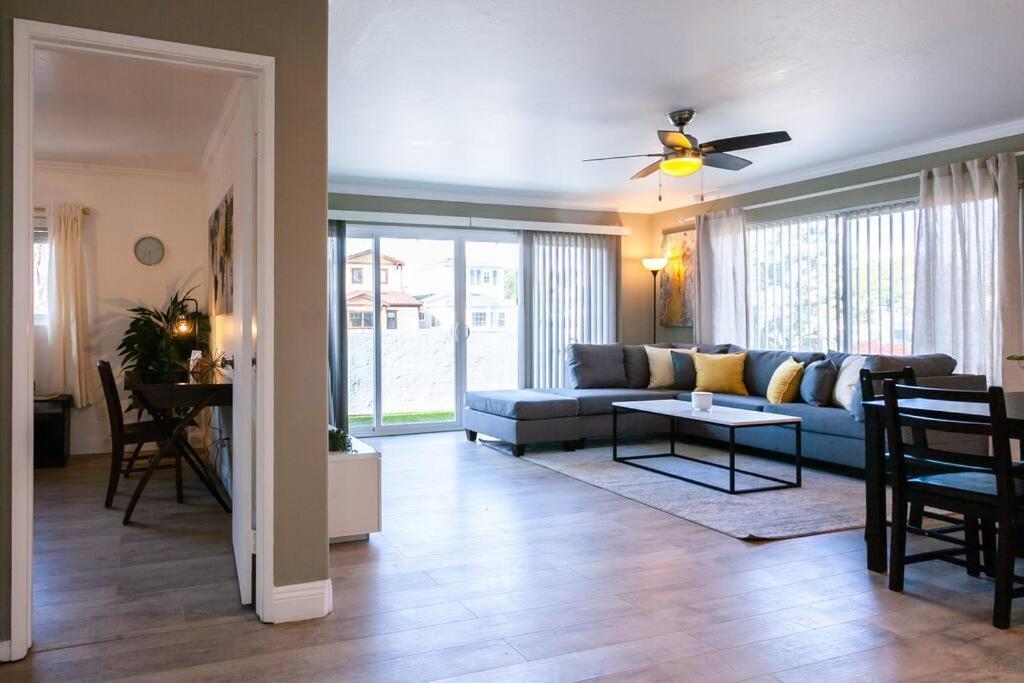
top-left (642, 257), bottom-right (668, 272)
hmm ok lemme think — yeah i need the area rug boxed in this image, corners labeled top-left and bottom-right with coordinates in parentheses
top-left (521, 440), bottom-right (866, 540)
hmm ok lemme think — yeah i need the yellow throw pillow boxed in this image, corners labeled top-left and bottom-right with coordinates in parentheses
top-left (766, 357), bottom-right (805, 404)
top-left (693, 352), bottom-right (748, 395)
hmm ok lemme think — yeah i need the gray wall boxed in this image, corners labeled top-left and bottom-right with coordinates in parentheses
top-left (1, 0), bottom-right (329, 640)
top-left (651, 133), bottom-right (1024, 344)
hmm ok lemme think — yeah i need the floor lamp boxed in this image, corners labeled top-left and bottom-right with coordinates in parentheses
top-left (642, 258), bottom-right (667, 343)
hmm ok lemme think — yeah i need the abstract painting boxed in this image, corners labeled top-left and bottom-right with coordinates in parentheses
top-left (208, 187), bottom-right (234, 315)
top-left (659, 228), bottom-right (696, 327)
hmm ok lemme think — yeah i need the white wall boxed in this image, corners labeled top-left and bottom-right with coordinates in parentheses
top-left (202, 80), bottom-right (255, 490)
top-left (33, 164), bottom-right (207, 454)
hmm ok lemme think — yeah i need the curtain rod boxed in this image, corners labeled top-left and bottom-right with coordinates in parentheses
top-left (705, 150), bottom-right (1024, 215)
top-left (34, 205), bottom-right (91, 215)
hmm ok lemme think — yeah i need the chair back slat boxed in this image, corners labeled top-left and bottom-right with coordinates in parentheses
top-left (861, 367), bottom-right (927, 447)
top-left (96, 361), bottom-right (125, 434)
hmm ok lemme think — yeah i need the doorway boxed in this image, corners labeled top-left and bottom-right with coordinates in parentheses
top-left (10, 20), bottom-right (276, 660)
top-left (344, 225), bottom-right (522, 436)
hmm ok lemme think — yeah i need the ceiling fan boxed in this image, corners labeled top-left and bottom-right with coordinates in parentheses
top-left (583, 109), bottom-right (791, 179)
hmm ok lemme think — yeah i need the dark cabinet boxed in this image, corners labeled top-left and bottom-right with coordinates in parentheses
top-left (34, 394), bottom-right (72, 468)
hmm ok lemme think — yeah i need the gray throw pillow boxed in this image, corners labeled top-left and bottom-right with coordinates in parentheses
top-left (623, 343), bottom-right (671, 388)
top-left (800, 359), bottom-right (838, 407)
top-left (863, 353), bottom-right (957, 377)
top-left (566, 343), bottom-right (627, 389)
top-left (742, 349), bottom-right (825, 397)
top-left (670, 351), bottom-right (698, 390)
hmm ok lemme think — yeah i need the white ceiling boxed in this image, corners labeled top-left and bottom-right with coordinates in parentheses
top-left (34, 48), bottom-right (238, 173)
top-left (329, 0), bottom-right (1024, 212)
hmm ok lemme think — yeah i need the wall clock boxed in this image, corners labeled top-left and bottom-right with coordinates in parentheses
top-left (133, 236), bottom-right (165, 266)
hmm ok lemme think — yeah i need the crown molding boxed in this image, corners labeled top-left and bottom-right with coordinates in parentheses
top-left (200, 78), bottom-right (245, 175)
top-left (669, 116), bottom-right (1024, 209)
top-left (34, 159), bottom-right (202, 182)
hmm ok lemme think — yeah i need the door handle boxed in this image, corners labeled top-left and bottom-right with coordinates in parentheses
top-left (464, 324), bottom-right (471, 340)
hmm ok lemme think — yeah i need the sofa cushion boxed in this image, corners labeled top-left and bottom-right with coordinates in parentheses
top-left (863, 353), bottom-right (957, 377)
top-left (624, 343), bottom-right (672, 388)
top-left (742, 349), bottom-right (825, 397)
top-left (766, 357), bottom-right (805, 404)
top-left (646, 346), bottom-right (695, 389)
top-left (694, 352), bottom-right (749, 395)
top-left (670, 350), bottom-right (698, 390)
top-left (833, 354), bottom-right (867, 411)
top-left (537, 387), bottom-right (678, 415)
top-left (763, 402), bottom-right (863, 439)
top-left (694, 344), bottom-right (732, 354)
top-left (465, 390), bottom-right (578, 420)
top-left (566, 343), bottom-right (627, 389)
top-left (800, 358), bottom-right (839, 407)
top-left (677, 391), bottom-right (771, 412)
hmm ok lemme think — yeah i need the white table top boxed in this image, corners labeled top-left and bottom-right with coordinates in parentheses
top-left (612, 399), bottom-right (802, 427)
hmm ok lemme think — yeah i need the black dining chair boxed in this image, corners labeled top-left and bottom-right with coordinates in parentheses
top-left (96, 361), bottom-right (183, 508)
top-left (883, 380), bottom-right (1023, 629)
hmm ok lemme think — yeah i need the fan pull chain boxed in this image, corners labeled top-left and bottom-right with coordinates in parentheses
top-left (658, 169), bottom-right (663, 202)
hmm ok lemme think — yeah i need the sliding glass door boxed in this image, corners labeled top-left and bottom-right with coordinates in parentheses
top-left (345, 226), bottom-right (520, 436)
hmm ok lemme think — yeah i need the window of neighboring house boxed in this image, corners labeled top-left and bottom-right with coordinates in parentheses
top-left (33, 208), bottom-right (48, 325)
top-left (386, 309), bottom-right (398, 330)
top-left (471, 311), bottom-right (487, 327)
top-left (351, 267), bottom-right (364, 284)
top-left (349, 311), bottom-right (373, 328)
top-left (482, 270), bottom-right (491, 284)
top-left (380, 268), bottom-right (389, 285)
top-left (497, 312), bottom-right (506, 328)
top-left (746, 200), bottom-right (917, 354)
top-left (469, 269), bottom-right (480, 286)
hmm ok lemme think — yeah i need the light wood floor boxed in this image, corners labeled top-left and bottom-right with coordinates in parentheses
top-left (7, 432), bottom-right (1024, 681)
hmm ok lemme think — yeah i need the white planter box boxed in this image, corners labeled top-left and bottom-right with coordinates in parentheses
top-left (328, 435), bottom-right (381, 543)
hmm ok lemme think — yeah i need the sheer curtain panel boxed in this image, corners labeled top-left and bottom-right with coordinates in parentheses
top-left (913, 154), bottom-right (1023, 389)
top-left (695, 208), bottom-right (748, 347)
top-left (46, 203), bottom-right (97, 407)
top-left (523, 231), bottom-right (618, 388)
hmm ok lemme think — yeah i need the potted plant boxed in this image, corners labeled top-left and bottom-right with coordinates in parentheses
top-left (328, 427), bottom-right (352, 453)
top-left (117, 287), bottom-right (210, 383)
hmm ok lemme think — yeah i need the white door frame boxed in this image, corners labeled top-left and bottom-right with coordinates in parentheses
top-left (342, 222), bottom-right (520, 437)
top-left (9, 19), bottom-right (277, 660)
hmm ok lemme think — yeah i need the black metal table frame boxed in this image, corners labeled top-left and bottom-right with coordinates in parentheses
top-left (611, 405), bottom-right (802, 495)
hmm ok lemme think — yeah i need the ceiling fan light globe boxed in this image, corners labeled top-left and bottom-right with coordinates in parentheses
top-left (659, 152), bottom-right (702, 177)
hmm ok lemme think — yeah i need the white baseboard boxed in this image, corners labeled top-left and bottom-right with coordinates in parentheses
top-left (269, 579), bottom-right (333, 623)
top-left (0, 640), bottom-right (12, 662)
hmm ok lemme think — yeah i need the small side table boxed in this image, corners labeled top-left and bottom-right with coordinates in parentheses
top-left (328, 436), bottom-right (381, 543)
top-left (34, 394), bottom-right (73, 468)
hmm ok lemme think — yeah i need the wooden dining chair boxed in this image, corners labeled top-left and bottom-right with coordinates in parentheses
top-left (883, 380), bottom-right (1023, 629)
top-left (96, 361), bottom-right (183, 508)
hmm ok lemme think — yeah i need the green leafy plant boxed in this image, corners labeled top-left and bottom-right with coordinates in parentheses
top-left (117, 287), bottom-right (210, 383)
top-left (328, 427), bottom-right (352, 453)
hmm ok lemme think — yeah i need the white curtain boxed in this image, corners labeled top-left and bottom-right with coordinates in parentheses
top-left (523, 231), bottom-right (618, 388)
top-left (45, 204), bottom-right (97, 407)
top-left (913, 154), bottom-right (1023, 389)
top-left (695, 208), bottom-right (748, 346)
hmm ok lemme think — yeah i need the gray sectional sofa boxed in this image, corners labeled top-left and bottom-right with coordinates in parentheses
top-left (462, 343), bottom-right (986, 470)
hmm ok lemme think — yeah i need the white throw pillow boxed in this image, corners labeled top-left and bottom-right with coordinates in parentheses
top-left (832, 355), bottom-right (866, 411)
top-left (645, 346), bottom-right (694, 389)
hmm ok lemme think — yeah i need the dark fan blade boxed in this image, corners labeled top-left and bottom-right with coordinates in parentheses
top-left (582, 153), bottom-right (662, 162)
top-left (702, 152), bottom-right (752, 171)
top-left (699, 131), bottom-right (790, 154)
top-left (631, 160), bottom-right (663, 179)
top-left (657, 130), bottom-right (690, 148)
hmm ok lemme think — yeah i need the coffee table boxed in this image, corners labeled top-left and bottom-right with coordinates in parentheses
top-left (611, 399), bottom-right (802, 495)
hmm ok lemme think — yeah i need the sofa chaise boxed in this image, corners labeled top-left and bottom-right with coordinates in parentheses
top-left (462, 343), bottom-right (985, 470)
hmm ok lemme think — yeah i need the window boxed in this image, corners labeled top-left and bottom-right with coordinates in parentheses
top-left (349, 311), bottom-right (373, 328)
top-left (746, 201), bottom-right (916, 354)
top-left (471, 311), bottom-right (487, 327)
top-left (497, 312), bottom-right (506, 328)
top-left (33, 208), bottom-right (48, 324)
top-left (482, 271), bottom-right (491, 284)
top-left (380, 268), bottom-right (388, 285)
top-left (469, 269), bottom-right (480, 286)
top-left (386, 309), bottom-right (397, 330)
top-left (351, 268), bottom-right (364, 284)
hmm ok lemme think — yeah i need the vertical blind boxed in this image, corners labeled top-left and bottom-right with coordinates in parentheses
top-left (523, 231), bottom-right (618, 387)
top-left (746, 201), bottom-right (916, 354)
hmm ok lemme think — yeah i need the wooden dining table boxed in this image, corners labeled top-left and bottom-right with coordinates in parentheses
top-left (862, 392), bottom-right (1024, 573)
top-left (125, 381), bottom-right (233, 524)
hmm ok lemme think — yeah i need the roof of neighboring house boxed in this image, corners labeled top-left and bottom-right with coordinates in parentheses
top-left (346, 290), bottom-right (422, 308)
top-left (347, 249), bottom-right (404, 267)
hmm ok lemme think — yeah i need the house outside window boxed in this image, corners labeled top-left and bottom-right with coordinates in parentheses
top-left (349, 311), bottom-right (373, 328)
top-left (386, 309), bottom-right (397, 330)
top-left (351, 268), bottom-right (364, 284)
top-left (471, 311), bottom-right (487, 327)
top-left (497, 312), bottom-right (506, 328)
